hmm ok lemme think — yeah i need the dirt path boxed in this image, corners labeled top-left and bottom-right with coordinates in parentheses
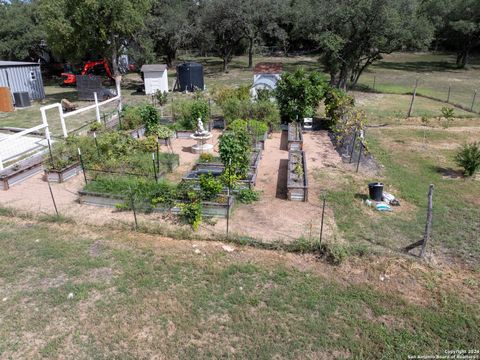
top-left (206, 131), bottom-right (343, 243)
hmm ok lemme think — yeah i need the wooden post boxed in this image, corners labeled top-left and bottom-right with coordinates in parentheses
top-left (420, 184), bottom-right (434, 258)
top-left (372, 76), bottom-right (376, 91)
top-left (407, 78), bottom-right (419, 117)
top-left (471, 90), bottom-right (477, 112)
top-left (447, 85), bottom-right (451, 103)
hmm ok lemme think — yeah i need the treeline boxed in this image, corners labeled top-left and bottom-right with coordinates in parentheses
top-left (0, 0), bottom-right (479, 88)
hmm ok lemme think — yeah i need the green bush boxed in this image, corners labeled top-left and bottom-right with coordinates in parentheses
top-left (199, 153), bottom-right (215, 163)
top-left (212, 85), bottom-right (251, 107)
top-left (275, 69), bottom-right (326, 122)
top-left (147, 124), bottom-right (174, 139)
top-left (228, 119), bottom-right (268, 140)
top-left (155, 90), bottom-right (168, 106)
top-left (324, 87), bottom-right (355, 129)
top-left (141, 104), bottom-right (160, 134)
top-left (179, 201), bottom-right (202, 230)
top-left (455, 142), bottom-right (480, 177)
top-left (236, 189), bottom-right (259, 204)
top-left (174, 99), bottom-right (210, 130)
top-left (199, 173), bottom-right (223, 200)
top-left (255, 88), bottom-right (273, 102)
top-left (219, 129), bottom-right (252, 179)
top-left (121, 105), bottom-right (143, 130)
top-left (251, 100), bottom-right (280, 129)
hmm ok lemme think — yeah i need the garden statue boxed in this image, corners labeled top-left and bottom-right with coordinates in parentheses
top-left (191, 117), bottom-right (213, 154)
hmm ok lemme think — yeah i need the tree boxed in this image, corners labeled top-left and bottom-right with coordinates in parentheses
top-left (0, 0), bottom-right (47, 61)
top-left (275, 69), bottom-right (327, 122)
top-left (40, 0), bottom-right (151, 86)
top-left (148, 0), bottom-right (194, 67)
top-left (422, 0), bottom-right (480, 68)
top-left (202, 0), bottom-right (245, 72)
top-left (314, 0), bottom-right (434, 89)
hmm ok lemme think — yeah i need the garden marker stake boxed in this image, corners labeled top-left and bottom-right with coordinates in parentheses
top-left (78, 148), bottom-right (87, 184)
top-left (93, 132), bottom-right (100, 157)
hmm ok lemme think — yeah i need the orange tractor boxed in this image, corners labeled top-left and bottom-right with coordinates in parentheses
top-left (61, 59), bottom-right (114, 86)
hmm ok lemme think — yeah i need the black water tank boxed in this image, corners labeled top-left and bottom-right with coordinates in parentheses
top-left (13, 92), bottom-right (31, 107)
top-left (368, 182), bottom-right (384, 201)
top-left (177, 62), bottom-right (204, 92)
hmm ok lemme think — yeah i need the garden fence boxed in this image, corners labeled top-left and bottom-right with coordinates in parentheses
top-left (356, 74), bottom-right (480, 115)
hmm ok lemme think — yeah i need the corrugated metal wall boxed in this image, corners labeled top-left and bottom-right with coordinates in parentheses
top-left (0, 65), bottom-right (45, 101)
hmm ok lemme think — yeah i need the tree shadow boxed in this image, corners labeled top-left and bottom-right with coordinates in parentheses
top-left (373, 60), bottom-right (457, 73)
top-left (279, 130), bottom-right (288, 151)
top-left (276, 159), bottom-right (288, 199)
top-left (354, 193), bottom-right (369, 201)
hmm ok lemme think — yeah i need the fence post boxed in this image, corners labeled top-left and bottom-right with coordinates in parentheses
top-left (407, 78), bottom-right (419, 117)
top-left (372, 76), bottom-right (376, 91)
top-left (94, 92), bottom-right (101, 123)
top-left (59, 106), bottom-right (68, 138)
top-left (471, 90), bottom-right (477, 112)
top-left (78, 148), bottom-right (87, 185)
top-left (116, 80), bottom-right (122, 112)
top-left (319, 194), bottom-right (326, 245)
top-left (447, 85), bottom-right (451, 103)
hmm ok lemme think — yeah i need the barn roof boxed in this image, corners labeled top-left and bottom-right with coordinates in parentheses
top-left (0, 60), bottom-right (40, 67)
top-left (254, 62), bottom-right (283, 74)
top-left (141, 64), bottom-right (168, 72)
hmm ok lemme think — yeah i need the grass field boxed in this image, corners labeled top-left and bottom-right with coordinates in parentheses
top-left (0, 216), bottom-right (478, 359)
top-left (356, 52), bottom-right (480, 113)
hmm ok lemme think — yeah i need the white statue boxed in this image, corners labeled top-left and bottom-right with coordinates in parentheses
top-left (197, 117), bottom-right (206, 134)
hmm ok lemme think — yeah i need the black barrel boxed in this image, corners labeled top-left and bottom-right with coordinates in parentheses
top-left (177, 62), bottom-right (204, 92)
top-left (368, 182), bottom-right (384, 201)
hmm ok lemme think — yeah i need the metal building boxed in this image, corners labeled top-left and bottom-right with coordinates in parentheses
top-left (0, 61), bottom-right (45, 101)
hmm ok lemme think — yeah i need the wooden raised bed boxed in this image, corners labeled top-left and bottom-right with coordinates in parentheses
top-left (44, 162), bottom-right (81, 183)
top-left (0, 156), bottom-right (43, 191)
top-left (77, 190), bottom-right (233, 218)
top-left (288, 123), bottom-right (303, 151)
top-left (287, 150), bottom-right (308, 202)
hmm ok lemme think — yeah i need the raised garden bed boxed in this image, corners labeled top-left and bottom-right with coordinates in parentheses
top-left (175, 130), bottom-right (195, 139)
top-left (196, 149), bottom-right (262, 173)
top-left (255, 132), bottom-right (268, 151)
top-left (77, 190), bottom-right (233, 218)
top-left (183, 170), bottom-right (256, 190)
top-left (287, 150), bottom-right (308, 202)
top-left (44, 162), bottom-right (81, 183)
top-left (0, 155), bottom-right (43, 190)
top-left (288, 123), bottom-right (303, 151)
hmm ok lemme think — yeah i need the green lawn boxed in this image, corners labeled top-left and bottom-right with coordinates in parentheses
top-left (0, 217), bottom-right (478, 358)
top-left (356, 52), bottom-right (480, 113)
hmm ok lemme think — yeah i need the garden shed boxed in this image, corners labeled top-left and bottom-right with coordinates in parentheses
top-left (0, 61), bottom-right (45, 101)
top-left (251, 62), bottom-right (283, 98)
top-left (141, 64), bottom-right (169, 95)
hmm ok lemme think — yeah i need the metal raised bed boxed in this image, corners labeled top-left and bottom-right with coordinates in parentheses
top-left (287, 150), bottom-right (308, 202)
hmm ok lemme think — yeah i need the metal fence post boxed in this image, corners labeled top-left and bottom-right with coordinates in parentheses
top-left (471, 90), bottom-right (477, 112)
top-left (407, 78), bottom-right (419, 117)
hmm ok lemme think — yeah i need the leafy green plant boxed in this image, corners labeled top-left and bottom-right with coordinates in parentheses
top-left (294, 162), bottom-right (304, 179)
top-left (179, 201), bottom-right (202, 230)
top-left (121, 105), bottom-right (143, 130)
top-left (236, 189), bottom-right (259, 204)
top-left (440, 107), bottom-right (455, 128)
top-left (256, 88), bottom-right (273, 102)
top-left (199, 173), bottom-right (223, 200)
top-left (140, 104), bottom-right (160, 134)
top-left (148, 124), bottom-right (174, 139)
top-left (228, 119), bottom-right (268, 140)
top-left (89, 121), bottom-right (102, 132)
top-left (219, 129), bottom-right (252, 179)
top-left (155, 90), bottom-right (168, 106)
top-left (275, 69), bottom-right (326, 122)
top-left (324, 87), bottom-right (355, 129)
top-left (199, 153), bottom-right (215, 163)
top-left (455, 141), bottom-right (480, 177)
top-left (211, 85), bottom-right (251, 107)
top-left (174, 99), bottom-right (210, 130)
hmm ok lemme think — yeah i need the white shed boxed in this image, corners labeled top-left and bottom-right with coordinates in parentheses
top-left (141, 64), bottom-right (169, 94)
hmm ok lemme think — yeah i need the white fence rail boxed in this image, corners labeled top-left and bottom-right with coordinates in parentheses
top-left (0, 121), bottom-right (51, 170)
top-left (40, 82), bottom-right (122, 138)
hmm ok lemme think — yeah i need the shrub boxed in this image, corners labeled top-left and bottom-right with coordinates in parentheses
top-left (140, 104), bottom-right (160, 134)
top-left (211, 85), bottom-right (251, 107)
top-left (148, 124), bottom-right (174, 139)
top-left (324, 87), bottom-right (355, 129)
top-left (199, 153), bottom-right (215, 163)
top-left (155, 90), bottom-right (168, 106)
top-left (179, 201), bottom-right (202, 230)
top-left (228, 119), bottom-right (268, 139)
top-left (236, 189), bottom-right (259, 204)
top-left (440, 106), bottom-right (455, 128)
top-left (199, 173), bottom-right (223, 200)
top-left (255, 88), bottom-right (273, 101)
top-left (251, 100), bottom-right (280, 129)
top-left (221, 98), bottom-right (251, 124)
top-left (455, 142), bottom-right (480, 177)
top-left (175, 99), bottom-right (210, 130)
top-left (121, 105), bottom-right (143, 130)
top-left (89, 121), bottom-right (102, 132)
top-left (219, 129), bottom-right (252, 179)
top-left (275, 68), bottom-right (327, 122)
